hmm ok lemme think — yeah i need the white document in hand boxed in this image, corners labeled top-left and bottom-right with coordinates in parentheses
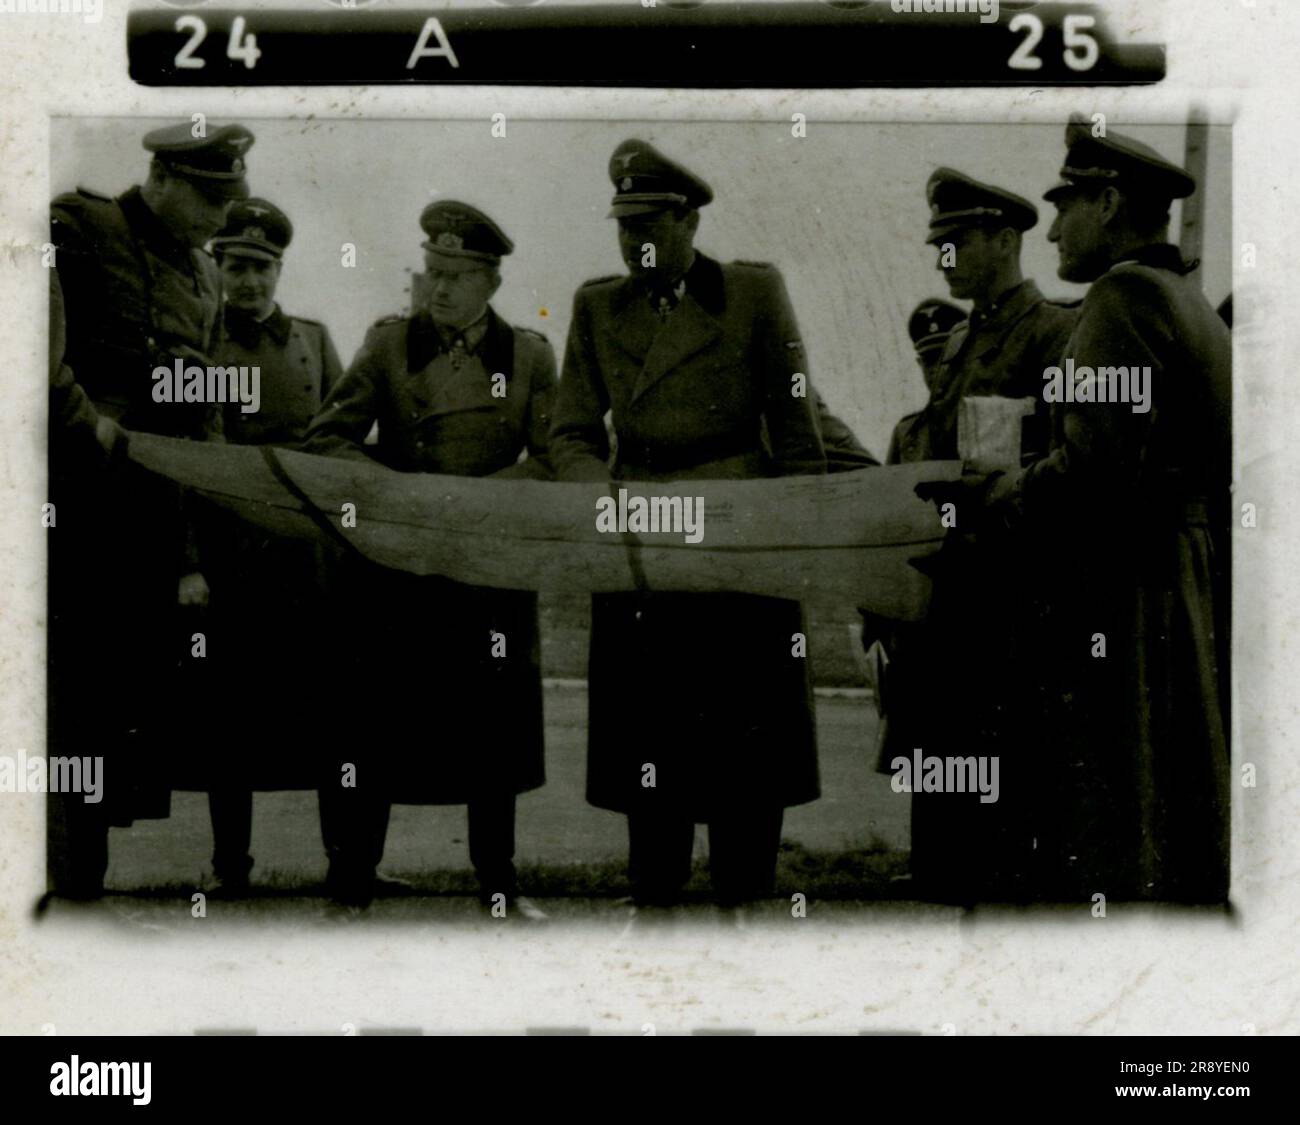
top-left (957, 395), bottom-right (1037, 474)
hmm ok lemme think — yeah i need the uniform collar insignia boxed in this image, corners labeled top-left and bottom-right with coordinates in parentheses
top-left (408, 305), bottom-right (514, 377)
top-left (614, 252), bottom-right (725, 318)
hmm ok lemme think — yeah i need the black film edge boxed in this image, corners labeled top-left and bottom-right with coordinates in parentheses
top-left (127, 3), bottom-right (1165, 88)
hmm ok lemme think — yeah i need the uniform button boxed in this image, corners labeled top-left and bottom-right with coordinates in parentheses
top-left (410, 410), bottom-right (418, 419)
top-left (416, 440), bottom-right (425, 449)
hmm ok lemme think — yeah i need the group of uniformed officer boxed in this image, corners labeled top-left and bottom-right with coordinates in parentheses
top-left (897, 119), bottom-right (1230, 904)
top-left (47, 116), bottom-right (1231, 915)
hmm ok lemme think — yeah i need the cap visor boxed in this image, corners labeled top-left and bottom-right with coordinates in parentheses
top-left (608, 200), bottom-right (675, 219)
top-left (212, 241), bottom-right (279, 261)
top-left (925, 223), bottom-right (968, 246)
top-left (422, 244), bottom-right (498, 267)
top-left (914, 334), bottom-right (953, 353)
top-left (1042, 182), bottom-right (1077, 203)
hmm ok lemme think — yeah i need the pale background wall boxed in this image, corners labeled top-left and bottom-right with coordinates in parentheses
top-left (52, 117), bottom-right (1230, 459)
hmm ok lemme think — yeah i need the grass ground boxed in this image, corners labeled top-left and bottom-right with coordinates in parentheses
top-left (76, 688), bottom-right (910, 917)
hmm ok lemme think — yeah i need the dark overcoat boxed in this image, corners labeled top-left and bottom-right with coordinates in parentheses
top-left (903, 283), bottom-right (1077, 901)
top-left (48, 186), bottom-right (224, 828)
top-left (185, 306), bottom-right (346, 791)
top-left (549, 253), bottom-right (826, 821)
top-left (924, 280), bottom-right (1078, 461)
top-left (302, 307), bottom-right (554, 804)
top-left (986, 243), bottom-right (1232, 903)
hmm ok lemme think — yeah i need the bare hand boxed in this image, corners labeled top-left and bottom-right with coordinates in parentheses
top-left (94, 415), bottom-right (128, 460)
top-left (177, 571), bottom-right (210, 609)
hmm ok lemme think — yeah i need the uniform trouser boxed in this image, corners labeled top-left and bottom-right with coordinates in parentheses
top-left (48, 465), bottom-right (185, 897)
top-left (627, 809), bottom-right (784, 906)
top-left (208, 789), bottom-right (255, 883)
top-left (47, 791), bottom-right (110, 899)
top-left (318, 788), bottom-right (519, 896)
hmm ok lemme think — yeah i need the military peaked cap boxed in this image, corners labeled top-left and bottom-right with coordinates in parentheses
top-left (143, 122), bottom-right (254, 200)
top-left (607, 138), bottom-right (714, 219)
top-left (926, 167), bottom-right (1039, 245)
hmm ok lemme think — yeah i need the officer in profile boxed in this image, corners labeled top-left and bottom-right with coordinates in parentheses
top-left (921, 167), bottom-right (1077, 463)
top-left (550, 138), bottom-right (826, 920)
top-left (973, 120), bottom-right (1231, 901)
top-left (200, 198), bottom-right (345, 895)
top-left (304, 201), bottom-right (553, 917)
top-left (908, 169), bottom-right (1076, 903)
top-left (47, 122), bottom-right (254, 899)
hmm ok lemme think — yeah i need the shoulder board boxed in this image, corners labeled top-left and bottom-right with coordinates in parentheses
top-left (515, 325), bottom-right (549, 343)
top-left (581, 274), bottom-right (622, 288)
top-left (733, 259), bottom-right (774, 269)
top-left (291, 315), bottom-right (326, 329)
top-left (51, 186), bottom-right (114, 216)
top-left (371, 313), bottom-right (407, 328)
top-left (1046, 297), bottom-right (1083, 309)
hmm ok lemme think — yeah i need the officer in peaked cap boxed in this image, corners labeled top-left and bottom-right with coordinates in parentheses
top-left (549, 138), bottom-right (828, 919)
top-left (606, 137), bottom-right (715, 218)
top-left (919, 167), bottom-right (1076, 461)
top-left (1043, 115), bottom-right (1196, 207)
top-left (925, 167), bottom-right (1040, 248)
top-left (212, 197), bottom-right (293, 261)
top-left (883, 298), bottom-right (968, 467)
top-left (46, 120), bottom-right (255, 898)
top-left (907, 297), bottom-right (967, 388)
top-left (420, 198), bottom-right (515, 261)
top-left (605, 139), bottom-right (874, 470)
top-left (200, 197), bottom-right (345, 896)
top-left (1042, 115), bottom-right (1198, 285)
top-left (304, 198), bottom-right (553, 917)
top-left (967, 116), bottom-right (1230, 902)
top-left (142, 122), bottom-right (255, 201)
top-left (907, 165), bottom-right (1078, 905)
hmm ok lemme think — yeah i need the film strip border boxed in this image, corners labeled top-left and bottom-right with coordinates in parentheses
top-left (127, 3), bottom-right (1165, 87)
top-left (193, 1026), bottom-right (928, 1034)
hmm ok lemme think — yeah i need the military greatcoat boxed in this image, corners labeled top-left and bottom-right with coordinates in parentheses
top-left (549, 253), bottom-right (826, 821)
top-left (303, 306), bottom-right (555, 804)
top-left (905, 281), bottom-right (1077, 901)
top-left (48, 186), bottom-right (225, 830)
top-left (191, 305), bottom-right (346, 792)
top-left (986, 244), bottom-right (1232, 902)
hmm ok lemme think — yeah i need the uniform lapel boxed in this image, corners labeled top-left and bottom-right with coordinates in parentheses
top-left (630, 293), bottom-right (723, 404)
top-left (403, 316), bottom-right (436, 413)
top-left (608, 279), bottom-right (659, 372)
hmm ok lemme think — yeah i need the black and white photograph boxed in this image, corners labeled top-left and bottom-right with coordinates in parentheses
top-left (0, 0), bottom-right (1296, 1073)
top-left (40, 113), bottom-right (1234, 922)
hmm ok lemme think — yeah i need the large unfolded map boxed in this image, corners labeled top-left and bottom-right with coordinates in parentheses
top-left (128, 435), bottom-right (961, 621)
